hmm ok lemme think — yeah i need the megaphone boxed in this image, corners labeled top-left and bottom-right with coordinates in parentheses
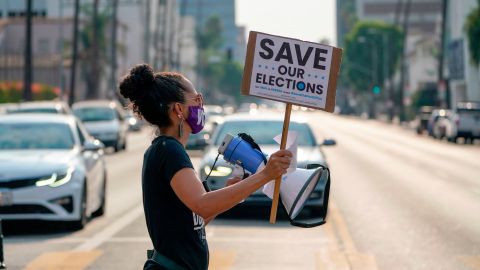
top-left (216, 134), bottom-right (330, 228)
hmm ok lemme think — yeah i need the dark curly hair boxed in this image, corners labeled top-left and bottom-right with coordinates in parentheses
top-left (119, 64), bottom-right (188, 130)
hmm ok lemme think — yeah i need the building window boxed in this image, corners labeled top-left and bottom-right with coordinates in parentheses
top-left (38, 39), bottom-right (50, 55)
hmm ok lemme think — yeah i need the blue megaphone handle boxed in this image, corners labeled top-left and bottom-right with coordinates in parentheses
top-left (223, 136), bottom-right (267, 173)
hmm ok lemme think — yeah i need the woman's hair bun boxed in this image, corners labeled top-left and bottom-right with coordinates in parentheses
top-left (119, 64), bottom-right (155, 102)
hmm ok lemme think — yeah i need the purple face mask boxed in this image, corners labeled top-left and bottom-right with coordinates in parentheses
top-left (186, 106), bottom-right (206, 134)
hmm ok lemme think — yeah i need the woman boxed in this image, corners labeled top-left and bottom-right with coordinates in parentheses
top-left (119, 64), bottom-right (292, 270)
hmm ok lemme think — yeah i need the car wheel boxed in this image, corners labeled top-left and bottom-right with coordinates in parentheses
top-left (69, 186), bottom-right (87, 230)
top-left (114, 140), bottom-right (121, 152)
top-left (92, 173), bottom-right (107, 217)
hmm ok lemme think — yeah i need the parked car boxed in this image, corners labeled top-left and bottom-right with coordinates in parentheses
top-left (447, 102), bottom-right (480, 143)
top-left (73, 100), bottom-right (128, 152)
top-left (431, 109), bottom-right (454, 139)
top-left (0, 114), bottom-right (107, 229)
top-left (6, 100), bottom-right (72, 115)
top-left (186, 121), bottom-right (216, 150)
top-left (428, 109), bottom-right (447, 137)
top-left (415, 106), bottom-right (434, 134)
top-left (198, 113), bottom-right (335, 209)
top-left (126, 111), bottom-right (143, 132)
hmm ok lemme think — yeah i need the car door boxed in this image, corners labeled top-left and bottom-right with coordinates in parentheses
top-left (76, 120), bottom-right (103, 212)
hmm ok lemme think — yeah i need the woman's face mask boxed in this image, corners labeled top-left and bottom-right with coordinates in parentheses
top-left (186, 105), bottom-right (205, 134)
top-left (184, 92), bottom-right (205, 134)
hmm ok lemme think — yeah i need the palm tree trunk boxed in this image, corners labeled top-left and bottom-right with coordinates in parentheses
top-left (69, 0), bottom-right (80, 106)
top-left (86, 0), bottom-right (100, 100)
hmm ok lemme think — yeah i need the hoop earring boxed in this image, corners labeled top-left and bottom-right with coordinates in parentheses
top-left (178, 118), bottom-right (184, 138)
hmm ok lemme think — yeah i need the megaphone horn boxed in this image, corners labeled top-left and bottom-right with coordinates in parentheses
top-left (215, 133), bottom-right (330, 228)
top-left (279, 165), bottom-right (330, 228)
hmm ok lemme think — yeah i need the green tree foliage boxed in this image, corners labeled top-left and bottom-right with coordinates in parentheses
top-left (79, 3), bottom-right (110, 99)
top-left (411, 87), bottom-right (437, 110)
top-left (344, 21), bottom-right (403, 94)
top-left (464, 0), bottom-right (480, 66)
top-left (196, 16), bottom-right (243, 104)
top-left (197, 16), bottom-right (223, 50)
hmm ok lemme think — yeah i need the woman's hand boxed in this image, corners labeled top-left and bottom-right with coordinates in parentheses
top-left (261, 150), bottom-right (292, 180)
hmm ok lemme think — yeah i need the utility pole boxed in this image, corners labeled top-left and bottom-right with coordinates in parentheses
top-left (177, 0), bottom-right (188, 72)
top-left (160, 0), bottom-right (168, 70)
top-left (69, 0), bottom-right (80, 106)
top-left (110, 0), bottom-right (119, 100)
top-left (23, 0), bottom-right (33, 101)
top-left (398, 0), bottom-right (411, 122)
top-left (168, 0), bottom-right (176, 70)
top-left (88, 0), bottom-right (100, 99)
top-left (153, 0), bottom-right (162, 70)
top-left (59, 0), bottom-right (65, 100)
top-left (438, 0), bottom-right (449, 108)
top-left (144, 0), bottom-right (151, 63)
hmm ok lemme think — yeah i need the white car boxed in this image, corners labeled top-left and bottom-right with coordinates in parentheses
top-left (0, 114), bottom-right (107, 229)
top-left (6, 100), bottom-right (72, 115)
top-left (447, 102), bottom-right (480, 143)
top-left (73, 100), bottom-right (128, 152)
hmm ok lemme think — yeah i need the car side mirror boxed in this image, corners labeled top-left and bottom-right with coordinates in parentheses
top-left (321, 138), bottom-right (336, 146)
top-left (83, 139), bottom-right (104, 152)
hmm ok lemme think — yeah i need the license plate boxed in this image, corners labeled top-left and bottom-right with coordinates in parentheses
top-left (0, 190), bottom-right (13, 206)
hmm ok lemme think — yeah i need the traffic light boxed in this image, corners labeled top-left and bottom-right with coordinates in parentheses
top-left (372, 85), bottom-right (381, 95)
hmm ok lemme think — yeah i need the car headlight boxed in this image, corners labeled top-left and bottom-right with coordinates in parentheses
top-left (128, 118), bottom-right (137, 125)
top-left (203, 165), bottom-right (232, 177)
top-left (36, 167), bottom-right (75, 188)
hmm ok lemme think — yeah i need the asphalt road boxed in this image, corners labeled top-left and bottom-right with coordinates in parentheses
top-left (3, 112), bottom-right (480, 270)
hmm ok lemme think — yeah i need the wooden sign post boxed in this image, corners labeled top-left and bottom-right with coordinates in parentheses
top-left (240, 31), bottom-right (343, 223)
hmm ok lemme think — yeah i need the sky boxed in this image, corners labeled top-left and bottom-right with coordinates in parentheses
top-left (235, 0), bottom-right (337, 46)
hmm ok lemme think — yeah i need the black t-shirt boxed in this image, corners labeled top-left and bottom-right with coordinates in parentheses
top-left (142, 135), bottom-right (208, 270)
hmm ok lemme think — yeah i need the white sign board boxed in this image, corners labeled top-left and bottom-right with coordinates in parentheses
top-left (241, 32), bottom-right (342, 112)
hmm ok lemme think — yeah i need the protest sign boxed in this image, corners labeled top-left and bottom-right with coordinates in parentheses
top-left (241, 31), bottom-right (343, 223)
top-left (241, 31), bottom-right (342, 112)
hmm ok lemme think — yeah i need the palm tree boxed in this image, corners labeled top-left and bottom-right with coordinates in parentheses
top-left (464, 0), bottom-right (480, 66)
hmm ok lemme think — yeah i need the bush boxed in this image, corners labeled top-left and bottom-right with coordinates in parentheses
top-left (0, 81), bottom-right (60, 103)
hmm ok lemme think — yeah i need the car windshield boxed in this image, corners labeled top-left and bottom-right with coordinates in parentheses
top-left (73, 107), bottom-right (116, 122)
top-left (8, 108), bottom-right (58, 114)
top-left (213, 120), bottom-right (316, 146)
top-left (0, 123), bottom-right (75, 150)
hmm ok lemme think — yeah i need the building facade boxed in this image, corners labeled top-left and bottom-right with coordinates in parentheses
top-left (355, 0), bottom-right (443, 99)
top-left (181, 0), bottom-right (245, 63)
top-left (0, 0), bottom-right (198, 100)
top-left (446, 0), bottom-right (480, 106)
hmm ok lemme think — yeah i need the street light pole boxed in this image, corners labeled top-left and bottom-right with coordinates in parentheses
top-left (23, 0), bottom-right (33, 101)
top-left (398, 0), bottom-right (412, 122)
top-left (69, 0), bottom-right (80, 106)
top-left (110, 0), bottom-right (119, 100)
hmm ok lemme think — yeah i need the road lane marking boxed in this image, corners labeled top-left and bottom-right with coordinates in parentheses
top-left (25, 205), bottom-right (143, 269)
top-left (317, 200), bottom-right (379, 270)
top-left (24, 250), bottom-right (102, 270)
top-left (329, 201), bottom-right (357, 253)
top-left (208, 236), bottom-right (329, 244)
top-left (460, 256), bottom-right (480, 270)
top-left (74, 204), bottom-right (143, 251)
top-left (209, 250), bottom-right (236, 270)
